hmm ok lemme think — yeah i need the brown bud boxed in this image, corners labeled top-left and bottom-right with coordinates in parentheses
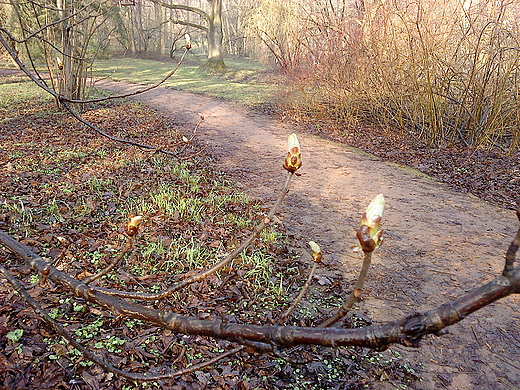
top-left (125, 215), bottom-right (143, 237)
top-left (41, 265), bottom-right (50, 284)
top-left (283, 133), bottom-right (302, 173)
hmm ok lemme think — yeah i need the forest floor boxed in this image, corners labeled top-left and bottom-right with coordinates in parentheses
top-left (1, 69), bottom-right (519, 390)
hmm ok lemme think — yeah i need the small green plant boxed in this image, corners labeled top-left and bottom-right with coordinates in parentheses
top-left (75, 318), bottom-right (104, 339)
top-left (2, 199), bottom-right (34, 232)
top-left (28, 274), bottom-right (40, 284)
top-left (88, 178), bottom-right (114, 192)
top-left (48, 308), bottom-right (60, 319)
top-left (241, 251), bottom-right (282, 295)
top-left (6, 329), bottom-right (23, 343)
top-left (141, 241), bottom-right (166, 261)
top-left (72, 302), bottom-right (85, 312)
top-left (124, 319), bottom-right (143, 330)
top-left (87, 250), bottom-right (104, 266)
top-left (94, 336), bottom-right (126, 353)
top-left (45, 197), bottom-right (65, 223)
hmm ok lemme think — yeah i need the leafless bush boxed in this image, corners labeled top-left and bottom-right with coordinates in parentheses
top-left (282, 0), bottom-right (520, 153)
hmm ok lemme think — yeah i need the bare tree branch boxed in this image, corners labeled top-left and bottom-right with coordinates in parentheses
top-left (65, 46), bottom-right (191, 104)
top-left (1, 211), bottom-right (519, 353)
top-left (146, 0), bottom-right (210, 21)
top-left (167, 18), bottom-right (208, 32)
top-left (2, 0), bottom-right (99, 44)
top-left (0, 28), bottom-right (191, 104)
top-left (0, 262), bottom-right (246, 381)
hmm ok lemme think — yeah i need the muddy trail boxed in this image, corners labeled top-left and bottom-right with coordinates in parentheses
top-left (89, 79), bottom-right (520, 390)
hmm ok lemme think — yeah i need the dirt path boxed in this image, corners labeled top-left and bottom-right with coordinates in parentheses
top-left (92, 79), bottom-right (520, 390)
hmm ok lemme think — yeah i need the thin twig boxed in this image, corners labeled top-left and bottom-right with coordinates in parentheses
top-left (61, 100), bottom-right (184, 156)
top-left (503, 204), bottom-right (520, 277)
top-left (82, 237), bottom-right (134, 284)
top-left (279, 260), bottom-right (319, 324)
top-left (319, 251), bottom-right (373, 328)
top-left (64, 47), bottom-right (190, 104)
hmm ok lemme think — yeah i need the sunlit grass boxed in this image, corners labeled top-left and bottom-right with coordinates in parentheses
top-left (93, 55), bottom-right (279, 105)
top-left (0, 80), bottom-right (49, 107)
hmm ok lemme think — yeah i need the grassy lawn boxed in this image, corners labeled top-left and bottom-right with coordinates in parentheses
top-left (94, 54), bottom-right (281, 105)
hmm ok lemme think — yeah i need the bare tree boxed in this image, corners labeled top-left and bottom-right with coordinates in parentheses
top-left (0, 0), bottom-right (119, 101)
top-left (149, 0), bottom-right (225, 69)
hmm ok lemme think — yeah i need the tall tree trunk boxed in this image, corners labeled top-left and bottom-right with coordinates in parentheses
top-left (57, 0), bottom-right (77, 100)
top-left (148, 0), bottom-right (226, 68)
top-left (205, 0), bottom-right (225, 69)
top-left (128, 7), bottom-right (137, 55)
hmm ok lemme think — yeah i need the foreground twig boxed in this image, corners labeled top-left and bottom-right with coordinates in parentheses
top-left (320, 194), bottom-right (385, 328)
top-left (82, 236), bottom-right (134, 285)
top-left (279, 261), bottom-right (319, 324)
top-left (320, 251), bottom-right (372, 328)
top-left (279, 242), bottom-right (322, 324)
top-left (503, 207), bottom-right (520, 277)
top-left (1, 226), bottom-right (518, 352)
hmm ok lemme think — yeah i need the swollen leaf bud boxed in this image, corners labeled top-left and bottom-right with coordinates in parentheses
top-left (125, 215), bottom-right (143, 237)
top-left (308, 241), bottom-right (323, 263)
top-left (283, 133), bottom-right (302, 173)
top-left (356, 194), bottom-right (385, 252)
top-left (185, 34), bottom-right (192, 50)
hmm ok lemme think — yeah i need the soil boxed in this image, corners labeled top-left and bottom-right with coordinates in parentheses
top-left (93, 78), bottom-right (520, 390)
top-left (1, 68), bottom-right (519, 389)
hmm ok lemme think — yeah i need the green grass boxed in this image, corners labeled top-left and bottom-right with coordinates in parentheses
top-left (0, 70), bottom-right (293, 346)
top-left (93, 55), bottom-right (279, 105)
top-left (0, 80), bottom-right (50, 107)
